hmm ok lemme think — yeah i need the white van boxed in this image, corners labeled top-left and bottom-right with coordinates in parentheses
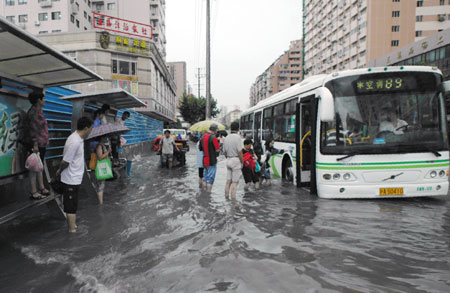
top-left (164, 129), bottom-right (187, 140)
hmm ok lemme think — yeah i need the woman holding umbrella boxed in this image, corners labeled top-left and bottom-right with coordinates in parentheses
top-left (87, 122), bottom-right (130, 204)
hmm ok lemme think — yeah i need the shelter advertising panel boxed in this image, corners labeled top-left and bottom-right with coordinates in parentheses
top-left (0, 94), bottom-right (30, 177)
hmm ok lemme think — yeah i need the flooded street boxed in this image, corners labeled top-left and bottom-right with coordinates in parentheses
top-left (1, 144), bottom-right (450, 292)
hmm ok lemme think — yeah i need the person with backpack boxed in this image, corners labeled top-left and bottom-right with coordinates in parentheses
top-left (199, 124), bottom-right (220, 192)
top-left (27, 90), bottom-right (50, 200)
top-left (241, 139), bottom-right (260, 191)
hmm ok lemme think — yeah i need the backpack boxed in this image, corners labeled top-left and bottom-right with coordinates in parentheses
top-left (243, 151), bottom-right (256, 171)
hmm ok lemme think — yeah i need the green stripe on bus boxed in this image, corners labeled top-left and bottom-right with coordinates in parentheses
top-left (316, 159), bottom-right (449, 166)
top-left (316, 163), bottom-right (449, 170)
top-left (270, 155), bottom-right (280, 178)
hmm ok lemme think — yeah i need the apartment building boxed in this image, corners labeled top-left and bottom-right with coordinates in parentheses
top-left (167, 61), bottom-right (187, 109)
top-left (304, 0), bottom-right (450, 78)
top-left (249, 40), bottom-right (303, 107)
top-left (0, 0), bottom-right (167, 59)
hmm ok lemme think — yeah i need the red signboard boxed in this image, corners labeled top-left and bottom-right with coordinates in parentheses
top-left (93, 12), bottom-right (153, 39)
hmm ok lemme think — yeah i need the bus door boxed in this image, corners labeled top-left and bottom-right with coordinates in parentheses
top-left (253, 111), bottom-right (262, 141)
top-left (296, 97), bottom-right (314, 188)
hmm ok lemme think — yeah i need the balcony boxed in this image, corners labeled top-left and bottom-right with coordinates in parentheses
top-left (39, 0), bottom-right (52, 8)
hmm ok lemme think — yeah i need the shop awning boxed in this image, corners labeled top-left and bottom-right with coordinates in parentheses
top-left (0, 16), bottom-right (102, 88)
top-left (60, 89), bottom-right (146, 109)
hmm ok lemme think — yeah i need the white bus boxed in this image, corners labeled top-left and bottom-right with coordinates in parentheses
top-left (241, 66), bottom-right (450, 198)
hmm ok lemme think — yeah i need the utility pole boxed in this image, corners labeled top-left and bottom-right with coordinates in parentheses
top-left (205, 0), bottom-right (211, 119)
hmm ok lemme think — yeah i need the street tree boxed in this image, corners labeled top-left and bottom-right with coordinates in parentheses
top-left (179, 93), bottom-right (220, 124)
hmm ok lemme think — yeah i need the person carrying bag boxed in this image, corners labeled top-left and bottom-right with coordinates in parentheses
top-left (94, 137), bottom-right (112, 204)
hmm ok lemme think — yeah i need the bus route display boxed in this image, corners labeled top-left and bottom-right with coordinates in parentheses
top-left (353, 76), bottom-right (415, 93)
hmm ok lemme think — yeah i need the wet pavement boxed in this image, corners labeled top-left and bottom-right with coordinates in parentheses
top-left (1, 143), bottom-right (450, 292)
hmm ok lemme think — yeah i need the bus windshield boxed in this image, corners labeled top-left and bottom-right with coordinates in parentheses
top-left (321, 71), bottom-right (448, 155)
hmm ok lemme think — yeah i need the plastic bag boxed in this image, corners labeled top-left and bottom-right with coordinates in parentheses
top-left (95, 158), bottom-right (113, 180)
top-left (255, 161), bottom-right (261, 173)
top-left (50, 176), bottom-right (64, 194)
top-left (25, 152), bottom-right (43, 172)
top-left (120, 137), bottom-right (127, 147)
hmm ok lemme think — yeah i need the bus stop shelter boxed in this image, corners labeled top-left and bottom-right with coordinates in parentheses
top-left (0, 16), bottom-right (102, 224)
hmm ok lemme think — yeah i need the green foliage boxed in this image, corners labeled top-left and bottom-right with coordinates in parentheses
top-left (179, 93), bottom-right (220, 124)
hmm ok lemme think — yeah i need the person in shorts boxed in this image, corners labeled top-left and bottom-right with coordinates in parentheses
top-left (223, 122), bottom-right (243, 199)
top-left (159, 130), bottom-right (179, 169)
top-left (56, 117), bottom-right (93, 233)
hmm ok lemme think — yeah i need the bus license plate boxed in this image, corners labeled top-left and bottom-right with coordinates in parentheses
top-left (379, 187), bottom-right (403, 196)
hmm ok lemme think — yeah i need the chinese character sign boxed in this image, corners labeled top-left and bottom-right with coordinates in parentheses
top-left (93, 12), bottom-right (153, 39)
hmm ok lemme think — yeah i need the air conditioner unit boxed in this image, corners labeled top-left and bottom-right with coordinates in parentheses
top-left (34, 21), bottom-right (40, 26)
top-left (356, 45), bottom-right (360, 48)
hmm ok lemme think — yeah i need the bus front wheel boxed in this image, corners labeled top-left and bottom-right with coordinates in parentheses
top-left (282, 159), bottom-right (294, 183)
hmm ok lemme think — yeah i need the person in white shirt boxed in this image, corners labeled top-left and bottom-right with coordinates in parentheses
top-left (159, 130), bottom-right (179, 169)
top-left (223, 122), bottom-right (244, 199)
top-left (56, 117), bottom-right (93, 233)
top-left (378, 107), bottom-right (408, 135)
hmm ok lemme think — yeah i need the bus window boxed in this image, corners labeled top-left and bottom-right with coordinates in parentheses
top-left (254, 112), bottom-right (262, 141)
top-left (270, 99), bottom-right (297, 142)
top-left (263, 107), bottom-right (274, 140)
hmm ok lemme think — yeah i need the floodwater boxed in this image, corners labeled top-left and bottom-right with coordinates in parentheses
top-left (1, 144), bottom-right (450, 292)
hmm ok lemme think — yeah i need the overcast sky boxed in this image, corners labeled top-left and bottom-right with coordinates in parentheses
top-left (166, 0), bottom-right (302, 112)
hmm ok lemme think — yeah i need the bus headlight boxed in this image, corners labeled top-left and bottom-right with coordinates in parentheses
top-left (439, 170), bottom-right (446, 177)
top-left (430, 171), bottom-right (437, 178)
top-left (343, 173), bottom-right (351, 180)
top-left (323, 174), bottom-right (331, 180)
top-left (333, 173), bottom-right (341, 180)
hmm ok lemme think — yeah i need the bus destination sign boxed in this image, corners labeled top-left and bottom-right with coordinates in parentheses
top-left (354, 77), bottom-right (405, 93)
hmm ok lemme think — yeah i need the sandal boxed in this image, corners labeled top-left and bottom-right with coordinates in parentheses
top-left (40, 188), bottom-right (51, 196)
top-left (29, 192), bottom-right (46, 200)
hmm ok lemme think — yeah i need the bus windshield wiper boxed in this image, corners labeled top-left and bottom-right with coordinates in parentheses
top-left (423, 147), bottom-right (442, 157)
top-left (337, 153), bottom-right (357, 161)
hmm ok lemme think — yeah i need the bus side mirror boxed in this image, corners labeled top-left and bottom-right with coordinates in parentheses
top-left (442, 81), bottom-right (450, 92)
top-left (317, 87), bottom-right (334, 122)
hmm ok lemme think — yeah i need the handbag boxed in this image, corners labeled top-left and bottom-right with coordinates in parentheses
top-left (95, 158), bottom-right (113, 180)
top-left (255, 161), bottom-right (261, 173)
top-left (50, 176), bottom-right (64, 194)
top-left (25, 152), bottom-right (43, 172)
top-left (89, 153), bottom-right (97, 171)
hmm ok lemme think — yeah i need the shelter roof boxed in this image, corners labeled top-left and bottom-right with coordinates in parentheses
top-left (0, 16), bottom-right (102, 88)
top-left (60, 89), bottom-right (146, 109)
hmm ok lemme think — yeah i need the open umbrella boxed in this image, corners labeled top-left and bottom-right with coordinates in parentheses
top-left (87, 122), bottom-right (130, 140)
top-left (189, 120), bottom-right (226, 133)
